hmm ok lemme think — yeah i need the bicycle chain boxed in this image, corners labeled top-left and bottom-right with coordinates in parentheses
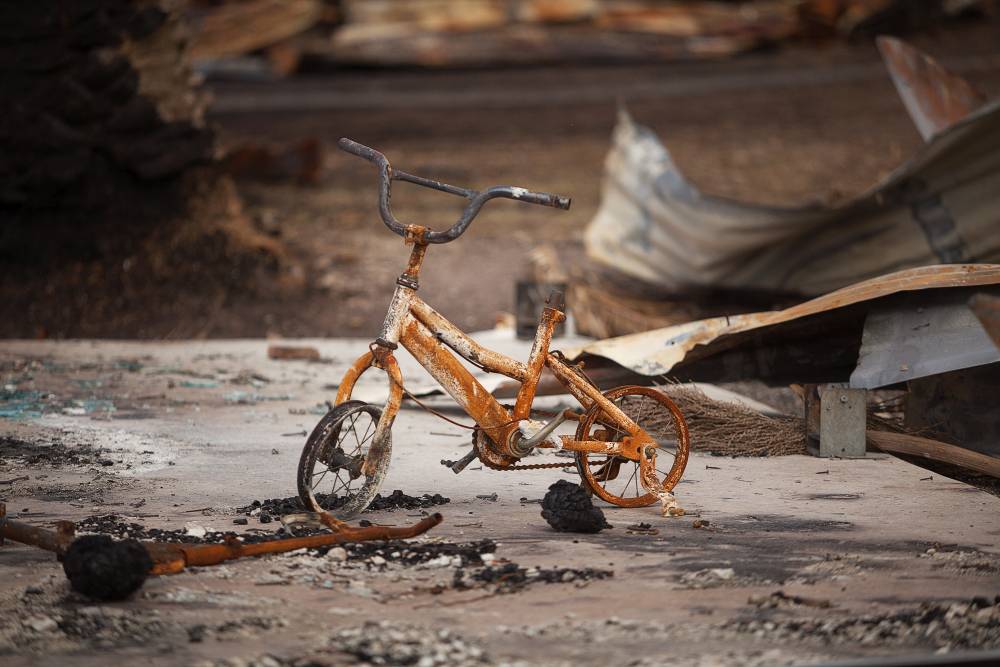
top-left (472, 429), bottom-right (571, 471)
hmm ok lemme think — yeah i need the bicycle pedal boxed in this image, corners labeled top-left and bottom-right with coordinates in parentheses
top-left (440, 448), bottom-right (477, 474)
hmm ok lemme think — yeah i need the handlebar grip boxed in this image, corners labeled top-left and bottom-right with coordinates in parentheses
top-left (508, 187), bottom-right (571, 211)
top-left (337, 138), bottom-right (385, 164)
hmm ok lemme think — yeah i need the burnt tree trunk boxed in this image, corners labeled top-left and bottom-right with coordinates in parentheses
top-left (0, 1), bottom-right (287, 338)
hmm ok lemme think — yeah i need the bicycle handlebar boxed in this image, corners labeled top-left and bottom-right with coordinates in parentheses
top-left (337, 138), bottom-right (571, 244)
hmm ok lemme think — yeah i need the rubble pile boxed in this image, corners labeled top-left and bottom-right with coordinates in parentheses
top-left (726, 597), bottom-right (1000, 649)
top-left (242, 489), bottom-right (450, 518)
top-left (334, 621), bottom-right (491, 667)
top-left (186, 617), bottom-right (289, 644)
top-left (313, 538), bottom-right (496, 568)
top-left (0, 435), bottom-right (111, 467)
top-left (455, 563), bottom-right (613, 593)
top-left (677, 568), bottom-right (772, 590)
top-left (0, 583), bottom-right (290, 655)
top-left (922, 546), bottom-right (1000, 576)
top-left (0, 602), bottom-right (173, 652)
top-left (76, 515), bottom-right (321, 545)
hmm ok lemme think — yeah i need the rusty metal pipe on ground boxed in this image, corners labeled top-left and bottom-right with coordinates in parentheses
top-left (144, 514), bottom-right (443, 574)
top-left (0, 502), bottom-right (442, 598)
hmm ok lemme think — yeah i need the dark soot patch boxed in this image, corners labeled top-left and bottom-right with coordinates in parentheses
top-left (62, 535), bottom-right (152, 601)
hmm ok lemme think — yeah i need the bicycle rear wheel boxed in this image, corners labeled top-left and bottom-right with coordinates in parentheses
top-left (575, 386), bottom-right (689, 507)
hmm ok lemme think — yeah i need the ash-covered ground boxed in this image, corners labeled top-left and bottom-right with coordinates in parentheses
top-left (1, 339), bottom-right (999, 666)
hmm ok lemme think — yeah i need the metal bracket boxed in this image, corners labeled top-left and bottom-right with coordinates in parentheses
top-left (396, 275), bottom-right (419, 290)
top-left (819, 387), bottom-right (868, 458)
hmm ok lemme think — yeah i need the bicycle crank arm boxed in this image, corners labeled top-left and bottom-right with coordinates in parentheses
top-left (440, 447), bottom-right (478, 474)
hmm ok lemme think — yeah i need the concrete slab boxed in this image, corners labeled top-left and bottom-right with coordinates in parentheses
top-left (1, 339), bottom-right (998, 666)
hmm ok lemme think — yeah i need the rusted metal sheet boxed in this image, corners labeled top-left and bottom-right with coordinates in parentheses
top-left (585, 39), bottom-right (1000, 297)
top-left (567, 264), bottom-right (1000, 379)
top-left (877, 36), bottom-right (987, 142)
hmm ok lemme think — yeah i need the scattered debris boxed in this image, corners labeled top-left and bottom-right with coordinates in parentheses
top-left (334, 621), bottom-right (490, 667)
top-left (242, 490), bottom-right (450, 517)
top-left (676, 567), bottom-right (772, 590)
top-left (748, 590), bottom-right (833, 610)
top-left (659, 491), bottom-right (686, 517)
top-left (922, 546), bottom-right (1000, 576)
top-left (540, 480), bottom-right (611, 533)
top-left (267, 345), bottom-right (320, 361)
top-left (2, 504), bottom-right (442, 600)
top-left (1, 603), bottom-right (175, 652)
top-left (0, 435), bottom-right (114, 468)
top-left (179, 379), bottom-right (219, 389)
top-left (726, 597), bottom-right (1000, 650)
top-left (312, 539), bottom-right (496, 568)
top-left (224, 391), bottom-right (295, 405)
top-left (455, 563), bottom-right (613, 594)
top-left (692, 519), bottom-right (711, 529)
top-left (625, 522), bottom-right (659, 536)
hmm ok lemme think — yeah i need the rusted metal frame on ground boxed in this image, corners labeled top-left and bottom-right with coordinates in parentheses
top-left (143, 513), bottom-right (442, 574)
top-left (0, 502), bottom-right (442, 576)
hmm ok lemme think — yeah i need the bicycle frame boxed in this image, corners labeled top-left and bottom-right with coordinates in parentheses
top-left (332, 241), bottom-right (678, 494)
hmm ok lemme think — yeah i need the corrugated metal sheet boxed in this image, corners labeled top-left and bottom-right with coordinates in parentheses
top-left (849, 290), bottom-right (1000, 389)
top-left (585, 64), bottom-right (1000, 296)
top-left (568, 264), bottom-right (1000, 378)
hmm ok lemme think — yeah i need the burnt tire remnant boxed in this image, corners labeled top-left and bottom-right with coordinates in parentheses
top-left (541, 480), bottom-right (611, 533)
top-left (62, 535), bottom-right (153, 601)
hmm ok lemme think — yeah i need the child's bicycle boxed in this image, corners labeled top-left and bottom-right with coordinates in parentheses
top-left (297, 138), bottom-right (690, 519)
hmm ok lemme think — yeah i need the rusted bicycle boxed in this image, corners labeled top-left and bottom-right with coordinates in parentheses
top-left (297, 138), bottom-right (690, 519)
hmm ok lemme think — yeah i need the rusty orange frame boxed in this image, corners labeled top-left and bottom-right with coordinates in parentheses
top-left (332, 241), bottom-right (672, 495)
top-left (336, 243), bottom-right (656, 470)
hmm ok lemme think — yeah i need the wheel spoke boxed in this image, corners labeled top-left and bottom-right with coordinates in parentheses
top-left (345, 413), bottom-right (361, 453)
top-left (311, 467), bottom-right (329, 489)
top-left (331, 470), bottom-right (352, 496)
top-left (620, 464), bottom-right (638, 499)
top-left (360, 416), bottom-right (375, 447)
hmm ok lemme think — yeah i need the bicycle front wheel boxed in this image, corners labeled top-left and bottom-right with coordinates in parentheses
top-left (297, 400), bottom-right (392, 519)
